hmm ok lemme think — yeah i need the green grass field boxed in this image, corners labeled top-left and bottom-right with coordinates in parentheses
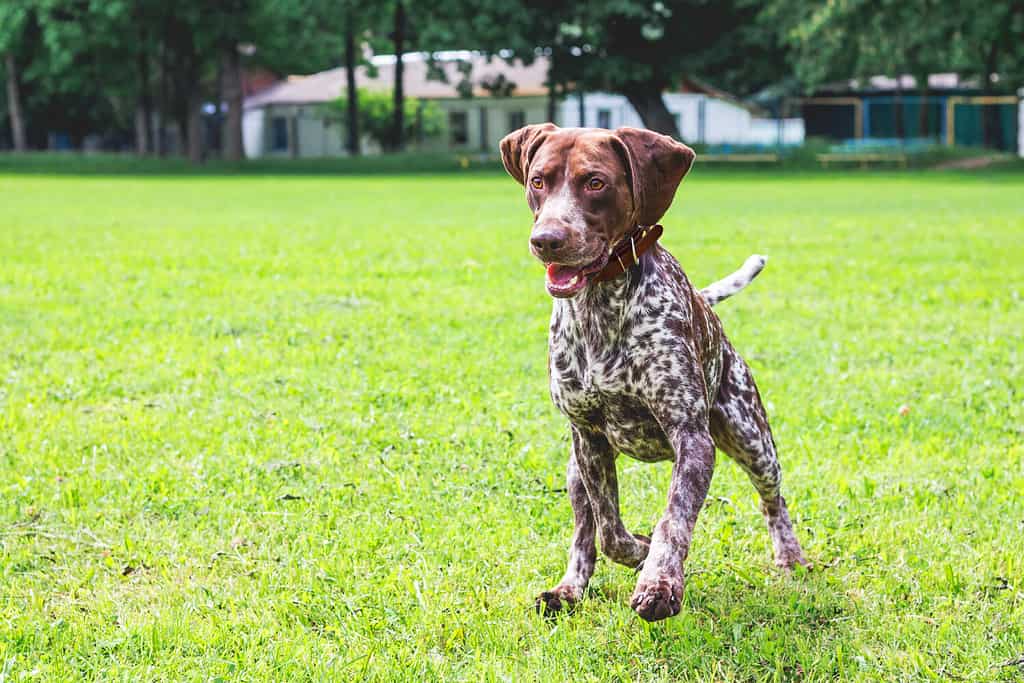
top-left (1, 163), bottom-right (1022, 681)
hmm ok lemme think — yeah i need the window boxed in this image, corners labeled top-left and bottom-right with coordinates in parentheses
top-left (449, 111), bottom-right (469, 146)
top-left (270, 116), bottom-right (288, 151)
top-left (597, 109), bottom-right (611, 129)
top-left (507, 110), bottom-right (525, 132)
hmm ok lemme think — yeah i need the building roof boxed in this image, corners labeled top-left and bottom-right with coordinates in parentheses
top-left (245, 51), bottom-right (550, 109)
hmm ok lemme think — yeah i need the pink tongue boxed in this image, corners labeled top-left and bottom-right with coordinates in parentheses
top-left (546, 264), bottom-right (583, 286)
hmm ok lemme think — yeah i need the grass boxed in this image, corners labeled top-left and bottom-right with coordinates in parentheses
top-left (1, 161), bottom-right (1022, 681)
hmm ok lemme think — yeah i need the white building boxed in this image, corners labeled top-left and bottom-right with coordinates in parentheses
top-left (1019, 88), bottom-right (1024, 157)
top-left (243, 52), bottom-right (803, 158)
top-left (559, 91), bottom-right (804, 146)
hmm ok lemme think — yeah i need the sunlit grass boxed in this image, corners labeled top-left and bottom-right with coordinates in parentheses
top-left (1, 166), bottom-right (1022, 681)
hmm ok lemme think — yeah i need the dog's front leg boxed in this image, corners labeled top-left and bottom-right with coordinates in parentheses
top-left (630, 425), bottom-right (715, 622)
top-left (570, 426), bottom-right (651, 569)
top-left (536, 451), bottom-right (596, 615)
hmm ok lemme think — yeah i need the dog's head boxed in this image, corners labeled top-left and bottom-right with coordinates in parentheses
top-left (500, 124), bottom-right (694, 298)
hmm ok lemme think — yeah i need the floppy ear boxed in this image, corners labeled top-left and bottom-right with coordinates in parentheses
top-left (499, 123), bottom-right (558, 185)
top-left (613, 127), bottom-right (695, 226)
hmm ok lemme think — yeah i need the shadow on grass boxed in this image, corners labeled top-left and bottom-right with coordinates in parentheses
top-left (530, 568), bottom-right (854, 678)
top-left (2, 150), bottom-right (1022, 179)
top-left (0, 151), bottom-right (507, 177)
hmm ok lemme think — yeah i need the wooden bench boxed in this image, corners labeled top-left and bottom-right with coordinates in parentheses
top-left (700, 153), bottom-right (781, 164)
top-left (817, 152), bottom-right (908, 169)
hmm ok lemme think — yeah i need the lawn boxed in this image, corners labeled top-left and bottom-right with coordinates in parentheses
top-left (1, 163), bottom-right (1022, 681)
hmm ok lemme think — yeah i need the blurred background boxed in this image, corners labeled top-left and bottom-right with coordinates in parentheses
top-left (1, 0), bottom-right (1021, 168)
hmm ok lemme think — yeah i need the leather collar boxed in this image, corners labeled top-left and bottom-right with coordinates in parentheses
top-left (592, 224), bottom-right (663, 283)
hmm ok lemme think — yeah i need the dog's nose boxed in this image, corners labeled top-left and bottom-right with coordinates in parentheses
top-left (531, 229), bottom-right (566, 254)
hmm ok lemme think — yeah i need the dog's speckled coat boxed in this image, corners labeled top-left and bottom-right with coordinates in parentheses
top-left (501, 124), bottom-right (806, 622)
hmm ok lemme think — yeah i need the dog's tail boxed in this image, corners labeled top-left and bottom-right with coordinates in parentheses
top-left (700, 254), bottom-right (767, 307)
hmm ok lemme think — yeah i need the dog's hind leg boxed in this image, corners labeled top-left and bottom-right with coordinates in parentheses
top-left (709, 343), bottom-right (807, 569)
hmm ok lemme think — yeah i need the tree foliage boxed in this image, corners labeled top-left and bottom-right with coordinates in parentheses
top-left (2, 0), bottom-right (1022, 155)
top-left (763, 0), bottom-right (1024, 93)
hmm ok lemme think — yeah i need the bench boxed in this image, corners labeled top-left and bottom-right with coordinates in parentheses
top-left (700, 153), bottom-right (781, 164)
top-left (817, 152), bottom-right (908, 169)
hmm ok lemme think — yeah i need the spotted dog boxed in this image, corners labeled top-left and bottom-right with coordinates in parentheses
top-left (500, 124), bottom-right (807, 622)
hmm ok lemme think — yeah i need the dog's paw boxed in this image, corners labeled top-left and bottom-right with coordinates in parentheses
top-left (535, 585), bottom-right (582, 617)
top-left (630, 575), bottom-right (683, 622)
top-left (775, 550), bottom-right (811, 571)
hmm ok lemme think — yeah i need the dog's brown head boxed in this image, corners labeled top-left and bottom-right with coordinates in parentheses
top-left (500, 124), bottom-right (695, 298)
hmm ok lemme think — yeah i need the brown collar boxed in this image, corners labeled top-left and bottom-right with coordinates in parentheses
top-left (592, 224), bottom-right (663, 283)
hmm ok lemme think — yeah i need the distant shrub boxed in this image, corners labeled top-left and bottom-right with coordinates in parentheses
top-left (325, 89), bottom-right (443, 150)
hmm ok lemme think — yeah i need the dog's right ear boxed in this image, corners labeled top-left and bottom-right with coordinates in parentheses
top-left (499, 123), bottom-right (558, 185)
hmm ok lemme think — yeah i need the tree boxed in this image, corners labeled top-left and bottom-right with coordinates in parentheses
top-left (563, 0), bottom-right (789, 137)
top-left (3, 52), bottom-right (28, 151)
top-left (764, 0), bottom-right (1024, 147)
top-left (208, 0), bottom-right (250, 161)
top-left (416, 0), bottom-right (786, 141)
top-left (210, 0), bottom-right (354, 161)
top-left (0, 1), bottom-right (33, 151)
top-left (953, 1), bottom-right (1024, 148)
top-left (325, 88), bottom-right (442, 149)
top-left (2, 0), bottom-right (370, 159)
top-left (343, 5), bottom-right (361, 155)
top-left (259, 0), bottom-right (366, 155)
top-left (391, 1), bottom-right (407, 151)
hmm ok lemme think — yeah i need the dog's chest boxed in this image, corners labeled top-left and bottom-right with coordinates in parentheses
top-left (548, 307), bottom-right (675, 462)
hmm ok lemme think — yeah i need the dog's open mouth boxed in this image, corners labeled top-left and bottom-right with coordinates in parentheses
top-left (545, 255), bottom-right (607, 298)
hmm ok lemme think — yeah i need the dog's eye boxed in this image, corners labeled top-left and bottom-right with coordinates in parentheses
top-left (587, 178), bottom-right (605, 191)
top-left (530, 177), bottom-right (543, 189)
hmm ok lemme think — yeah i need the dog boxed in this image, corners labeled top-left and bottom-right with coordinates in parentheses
top-left (500, 124), bottom-right (807, 622)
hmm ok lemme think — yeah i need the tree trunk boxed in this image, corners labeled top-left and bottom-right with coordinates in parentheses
top-left (222, 45), bottom-right (244, 161)
top-left (135, 47), bottom-right (153, 155)
top-left (980, 43), bottom-right (1002, 149)
top-left (391, 1), bottom-right (405, 152)
top-left (3, 52), bottom-right (28, 152)
top-left (344, 14), bottom-right (360, 156)
top-left (982, 102), bottom-right (1005, 151)
top-left (917, 88), bottom-right (929, 139)
top-left (893, 76), bottom-right (905, 140)
top-left (167, 14), bottom-right (203, 161)
top-left (187, 88), bottom-right (203, 163)
top-left (175, 102), bottom-right (189, 156)
top-left (156, 39), bottom-right (168, 156)
top-left (623, 86), bottom-right (681, 139)
top-left (546, 51), bottom-right (558, 123)
top-left (577, 89), bottom-right (585, 127)
top-left (134, 106), bottom-right (149, 155)
top-left (911, 69), bottom-right (929, 139)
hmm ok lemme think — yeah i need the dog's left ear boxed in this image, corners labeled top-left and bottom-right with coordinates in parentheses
top-left (612, 127), bottom-right (695, 226)
top-left (500, 123), bottom-right (558, 185)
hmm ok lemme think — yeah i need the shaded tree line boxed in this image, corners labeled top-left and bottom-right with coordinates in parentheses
top-left (3, 0), bottom-right (1021, 158)
top-left (0, 0), bottom-right (378, 160)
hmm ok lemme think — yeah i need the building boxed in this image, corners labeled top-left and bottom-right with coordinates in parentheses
top-left (1019, 88), bottom-right (1024, 157)
top-left (561, 89), bottom-right (803, 146)
top-left (242, 52), bottom-right (803, 158)
top-left (799, 73), bottom-right (1021, 151)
